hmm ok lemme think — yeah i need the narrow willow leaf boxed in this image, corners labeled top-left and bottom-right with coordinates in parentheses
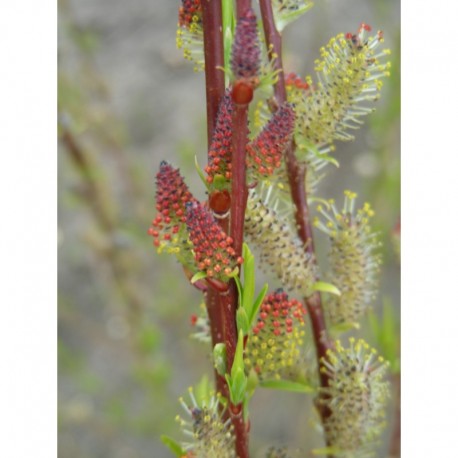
top-left (233, 274), bottom-right (243, 305)
top-left (232, 329), bottom-right (245, 378)
top-left (190, 271), bottom-right (207, 284)
top-left (213, 343), bottom-right (227, 376)
top-left (248, 283), bottom-right (268, 325)
top-left (194, 155), bottom-right (209, 189)
top-left (160, 435), bottom-right (185, 457)
top-left (236, 307), bottom-right (250, 334)
top-left (222, 0), bottom-right (235, 74)
top-left (260, 379), bottom-right (315, 393)
top-left (230, 368), bottom-right (248, 405)
top-left (312, 281), bottom-right (341, 296)
top-left (242, 243), bottom-right (256, 313)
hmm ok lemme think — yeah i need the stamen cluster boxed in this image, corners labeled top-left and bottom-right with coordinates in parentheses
top-left (148, 162), bottom-right (196, 266)
top-left (247, 103), bottom-right (295, 179)
top-left (294, 26), bottom-right (391, 145)
top-left (314, 191), bottom-right (381, 327)
top-left (244, 289), bottom-right (307, 381)
top-left (283, 26), bottom-right (391, 191)
top-left (245, 189), bottom-right (316, 297)
top-left (186, 202), bottom-right (242, 282)
top-left (178, 0), bottom-right (202, 28)
top-left (205, 90), bottom-right (234, 187)
top-left (176, 388), bottom-right (235, 458)
top-left (319, 338), bottom-right (390, 457)
top-left (176, 0), bottom-right (204, 71)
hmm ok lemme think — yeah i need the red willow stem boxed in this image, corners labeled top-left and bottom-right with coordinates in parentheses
top-left (230, 103), bottom-right (249, 260)
top-left (258, 0), bottom-right (333, 431)
top-left (201, 0), bottom-right (230, 401)
top-left (227, 3), bottom-right (253, 456)
top-left (202, 2), bottom-right (249, 457)
top-left (235, 0), bottom-right (251, 19)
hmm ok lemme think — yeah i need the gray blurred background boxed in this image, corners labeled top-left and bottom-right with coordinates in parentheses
top-left (58, 0), bottom-right (400, 456)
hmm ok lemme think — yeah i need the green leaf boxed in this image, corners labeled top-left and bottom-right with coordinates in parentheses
top-left (226, 330), bottom-right (248, 405)
top-left (312, 281), bottom-right (341, 296)
top-left (213, 344), bottom-right (227, 376)
top-left (190, 271), bottom-right (207, 284)
top-left (233, 274), bottom-right (243, 304)
top-left (226, 266), bottom-right (239, 278)
top-left (236, 307), bottom-right (249, 334)
top-left (242, 243), bottom-right (255, 314)
top-left (222, 0), bottom-right (235, 75)
top-left (259, 379), bottom-right (315, 393)
top-left (232, 329), bottom-right (245, 378)
top-left (248, 283), bottom-right (268, 326)
top-left (160, 435), bottom-right (185, 457)
top-left (194, 156), bottom-right (209, 189)
top-left (230, 368), bottom-right (248, 405)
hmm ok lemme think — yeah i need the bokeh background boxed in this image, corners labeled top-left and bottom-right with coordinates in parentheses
top-left (58, 0), bottom-right (400, 457)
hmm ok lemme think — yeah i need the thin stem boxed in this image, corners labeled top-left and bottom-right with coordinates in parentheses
top-left (230, 103), bottom-right (249, 259)
top-left (258, 0), bottom-right (333, 440)
top-left (201, 0), bottom-right (229, 401)
top-left (202, 3), bottom-right (250, 457)
top-left (235, 0), bottom-right (251, 19)
top-left (201, 0), bottom-right (226, 142)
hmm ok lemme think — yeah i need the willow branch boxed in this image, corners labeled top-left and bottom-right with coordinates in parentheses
top-left (201, 0), bottom-right (229, 401)
top-left (259, 0), bottom-right (333, 431)
top-left (202, 3), bottom-right (249, 456)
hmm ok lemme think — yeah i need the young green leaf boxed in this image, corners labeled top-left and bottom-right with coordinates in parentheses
top-left (248, 283), bottom-right (268, 325)
top-left (232, 329), bottom-right (245, 377)
top-left (213, 344), bottom-right (227, 376)
top-left (190, 271), bottom-right (207, 284)
top-left (229, 368), bottom-right (248, 405)
top-left (194, 155), bottom-right (209, 189)
top-left (312, 281), bottom-right (341, 296)
top-left (222, 0), bottom-right (235, 75)
top-left (226, 330), bottom-right (248, 405)
top-left (236, 307), bottom-right (249, 334)
top-left (160, 435), bottom-right (185, 457)
top-left (242, 243), bottom-right (256, 313)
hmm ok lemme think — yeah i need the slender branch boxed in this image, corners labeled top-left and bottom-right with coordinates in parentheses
top-left (230, 103), bottom-right (249, 259)
top-left (201, 0), bottom-right (226, 142)
top-left (258, 0), bottom-right (333, 438)
top-left (235, 0), bottom-right (251, 19)
top-left (202, 3), bottom-right (249, 456)
top-left (201, 0), bottom-right (229, 402)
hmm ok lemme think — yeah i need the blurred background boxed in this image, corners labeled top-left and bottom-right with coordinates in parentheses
top-left (58, 0), bottom-right (400, 457)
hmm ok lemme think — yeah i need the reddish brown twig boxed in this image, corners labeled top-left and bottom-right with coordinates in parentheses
top-left (202, 2), bottom-right (249, 456)
top-left (201, 0), bottom-right (230, 403)
top-left (258, 0), bottom-right (333, 444)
